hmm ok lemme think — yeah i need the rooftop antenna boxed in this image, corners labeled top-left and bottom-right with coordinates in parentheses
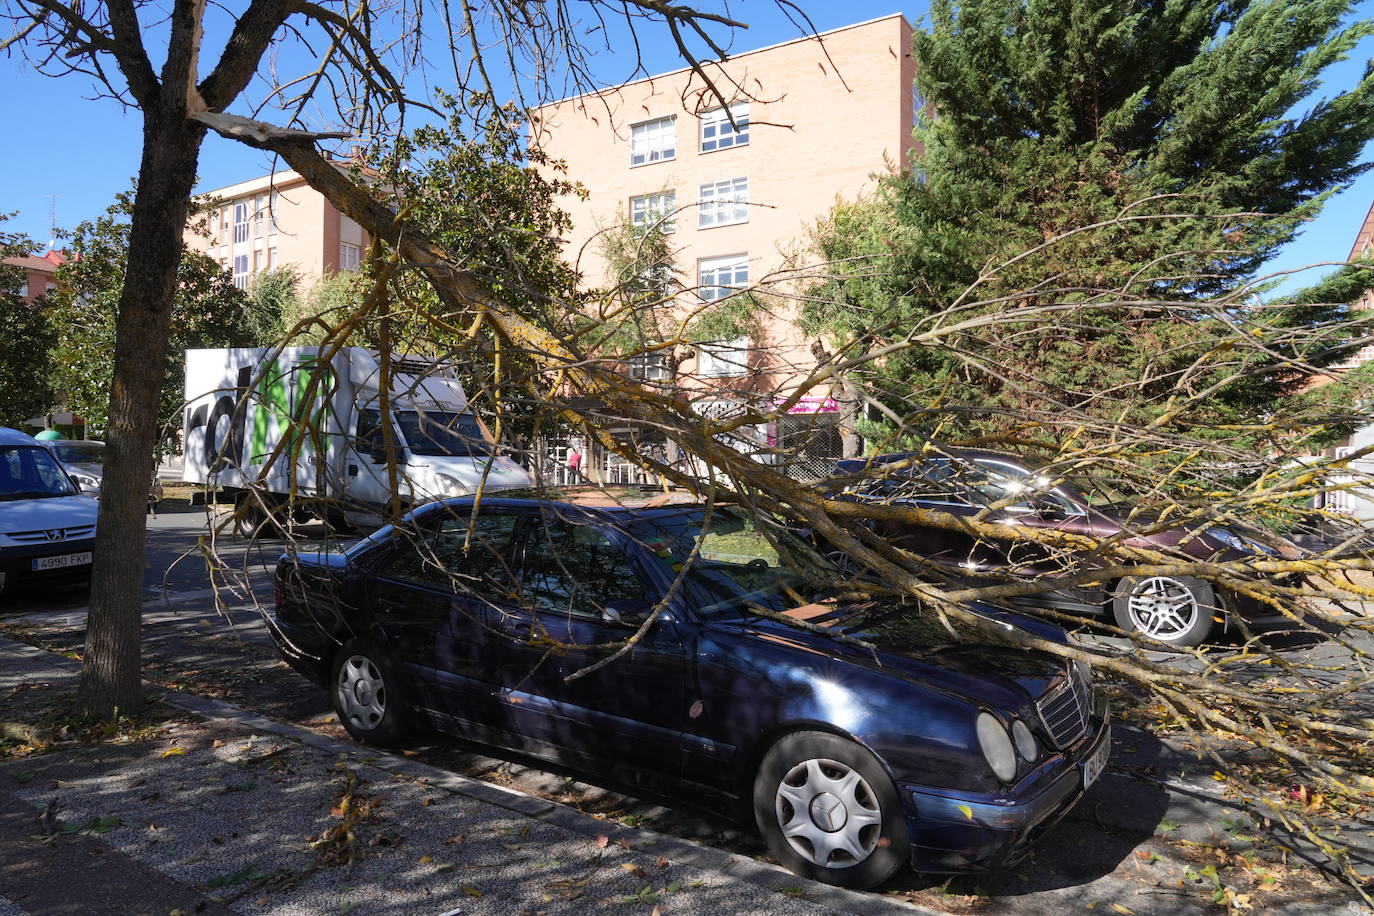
top-left (45, 195), bottom-right (58, 251)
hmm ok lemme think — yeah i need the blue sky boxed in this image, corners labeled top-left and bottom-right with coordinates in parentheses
top-left (2, 1), bottom-right (1371, 298)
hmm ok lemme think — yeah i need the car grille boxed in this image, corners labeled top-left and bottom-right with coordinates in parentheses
top-left (7, 525), bottom-right (97, 543)
top-left (1036, 668), bottom-right (1091, 749)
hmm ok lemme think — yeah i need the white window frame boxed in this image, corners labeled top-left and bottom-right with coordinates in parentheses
top-left (698, 177), bottom-right (748, 229)
top-left (627, 352), bottom-right (670, 382)
top-left (698, 253), bottom-right (748, 303)
top-left (232, 202), bottom-right (250, 244)
top-left (232, 254), bottom-right (249, 289)
top-left (630, 116), bottom-right (676, 167)
top-left (340, 242), bottom-right (361, 272)
top-left (700, 102), bottom-right (749, 153)
top-left (630, 191), bottom-right (676, 233)
top-left (696, 337), bottom-right (750, 378)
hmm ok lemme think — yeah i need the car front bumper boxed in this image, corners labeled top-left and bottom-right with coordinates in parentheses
top-left (901, 704), bottom-right (1111, 873)
top-left (0, 537), bottom-right (97, 588)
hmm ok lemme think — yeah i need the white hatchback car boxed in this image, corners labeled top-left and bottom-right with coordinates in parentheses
top-left (0, 427), bottom-right (99, 596)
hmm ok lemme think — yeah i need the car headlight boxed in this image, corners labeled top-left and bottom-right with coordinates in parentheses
top-left (74, 474), bottom-right (99, 489)
top-left (433, 473), bottom-right (468, 497)
top-left (976, 712), bottom-right (1018, 782)
top-left (1011, 719), bottom-right (1039, 762)
top-left (1207, 527), bottom-right (1279, 556)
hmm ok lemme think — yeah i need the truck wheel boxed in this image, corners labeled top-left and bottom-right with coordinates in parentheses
top-left (235, 495), bottom-right (285, 538)
top-left (1111, 575), bottom-right (1217, 648)
top-left (234, 500), bottom-right (266, 538)
top-left (330, 639), bottom-right (412, 745)
top-left (753, 731), bottom-right (908, 889)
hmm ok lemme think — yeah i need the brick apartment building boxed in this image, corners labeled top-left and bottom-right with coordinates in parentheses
top-left (3, 248), bottom-right (64, 304)
top-left (185, 170), bottom-right (368, 291)
top-left (1345, 199), bottom-right (1374, 368)
top-left (1303, 198), bottom-right (1374, 520)
top-left (531, 14), bottom-right (918, 478)
top-left (3, 249), bottom-right (77, 435)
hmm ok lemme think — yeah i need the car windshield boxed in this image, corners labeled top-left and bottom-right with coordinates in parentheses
top-left (395, 410), bottom-right (490, 458)
top-left (625, 507), bottom-right (839, 617)
top-left (0, 445), bottom-right (80, 500)
top-left (53, 443), bottom-right (105, 465)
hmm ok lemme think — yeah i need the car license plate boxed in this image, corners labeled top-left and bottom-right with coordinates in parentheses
top-left (32, 552), bottom-right (93, 571)
top-left (1083, 726), bottom-right (1111, 789)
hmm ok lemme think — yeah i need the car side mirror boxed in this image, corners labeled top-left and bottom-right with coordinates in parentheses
top-left (368, 437), bottom-right (400, 465)
top-left (601, 598), bottom-right (654, 628)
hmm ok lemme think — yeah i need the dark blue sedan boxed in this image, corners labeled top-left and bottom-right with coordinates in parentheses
top-left (269, 488), bottom-right (1110, 889)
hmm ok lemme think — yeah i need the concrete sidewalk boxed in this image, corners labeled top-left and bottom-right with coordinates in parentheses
top-left (0, 636), bottom-right (923, 916)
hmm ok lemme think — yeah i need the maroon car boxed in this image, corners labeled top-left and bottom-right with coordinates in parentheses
top-left (827, 449), bottom-right (1301, 647)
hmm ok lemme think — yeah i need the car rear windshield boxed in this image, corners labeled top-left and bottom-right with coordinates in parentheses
top-left (0, 445), bottom-right (81, 499)
top-left (54, 443), bottom-right (105, 464)
top-left (625, 507), bottom-right (836, 617)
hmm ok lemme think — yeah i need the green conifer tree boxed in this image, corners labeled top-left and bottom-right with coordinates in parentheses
top-left (804, 0), bottom-right (1374, 454)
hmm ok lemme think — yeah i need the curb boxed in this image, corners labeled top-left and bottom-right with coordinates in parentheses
top-left (0, 636), bottom-right (937, 916)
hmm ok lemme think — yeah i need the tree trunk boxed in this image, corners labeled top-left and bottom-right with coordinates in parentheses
top-left (77, 114), bottom-right (206, 718)
top-left (836, 373), bottom-right (863, 459)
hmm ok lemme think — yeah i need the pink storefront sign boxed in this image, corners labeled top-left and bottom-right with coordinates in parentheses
top-left (780, 395), bottom-right (840, 414)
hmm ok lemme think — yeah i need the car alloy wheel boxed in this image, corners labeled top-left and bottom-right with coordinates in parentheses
top-left (336, 654), bottom-right (387, 732)
top-left (753, 731), bottom-right (908, 889)
top-left (775, 757), bottom-right (882, 868)
top-left (1112, 574), bottom-right (1216, 648)
top-left (329, 638), bottom-right (412, 745)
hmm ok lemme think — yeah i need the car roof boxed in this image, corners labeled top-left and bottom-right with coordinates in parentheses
top-left (426, 485), bottom-right (731, 519)
top-left (0, 427), bottom-right (42, 447)
top-left (835, 447), bottom-right (1031, 475)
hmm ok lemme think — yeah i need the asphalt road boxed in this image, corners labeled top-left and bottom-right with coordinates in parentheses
top-left (2, 492), bottom-right (1371, 913)
top-left (1, 493), bottom-right (355, 612)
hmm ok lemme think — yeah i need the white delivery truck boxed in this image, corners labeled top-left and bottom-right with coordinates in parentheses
top-left (182, 347), bottom-right (531, 533)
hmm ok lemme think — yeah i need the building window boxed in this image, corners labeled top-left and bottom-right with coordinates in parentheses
top-left (627, 352), bottom-right (670, 381)
top-left (233, 202), bottom-right (250, 244)
top-left (700, 102), bottom-right (749, 153)
top-left (340, 243), bottom-right (361, 271)
top-left (630, 116), bottom-right (676, 167)
top-left (267, 247), bottom-right (278, 269)
top-left (698, 253), bottom-right (748, 302)
top-left (698, 177), bottom-right (748, 229)
top-left (232, 254), bottom-right (249, 289)
top-left (696, 337), bottom-right (750, 378)
top-left (630, 191), bottom-right (676, 232)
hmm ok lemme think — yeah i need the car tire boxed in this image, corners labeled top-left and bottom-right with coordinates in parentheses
top-left (330, 638), bottom-right (412, 746)
top-left (235, 496), bottom-right (284, 539)
top-left (822, 548), bottom-right (858, 576)
top-left (753, 731), bottom-right (908, 889)
top-left (1111, 575), bottom-right (1218, 648)
top-left (234, 499), bottom-right (264, 538)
